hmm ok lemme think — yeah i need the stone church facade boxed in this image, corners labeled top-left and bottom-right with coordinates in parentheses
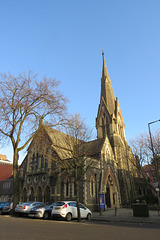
top-left (19, 53), bottom-right (138, 211)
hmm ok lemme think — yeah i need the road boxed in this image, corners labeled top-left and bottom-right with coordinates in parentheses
top-left (0, 215), bottom-right (160, 240)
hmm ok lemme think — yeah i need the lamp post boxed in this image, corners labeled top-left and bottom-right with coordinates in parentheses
top-left (148, 119), bottom-right (160, 156)
top-left (148, 119), bottom-right (160, 215)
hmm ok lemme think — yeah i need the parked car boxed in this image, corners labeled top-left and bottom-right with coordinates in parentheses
top-left (2, 202), bottom-right (13, 214)
top-left (51, 201), bottom-right (92, 221)
top-left (28, 202), bottom-right (56, 219)
top-left (15, 202), bottom-right (43, 216)
top-left (0, 202), bottom-right (8, 214)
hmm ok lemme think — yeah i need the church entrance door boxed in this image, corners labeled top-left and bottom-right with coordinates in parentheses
top-left (105, 187), bottom-right (111, 208)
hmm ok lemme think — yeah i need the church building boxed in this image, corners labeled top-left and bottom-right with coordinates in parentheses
top-left (19, 53), bottom-right (137, 211)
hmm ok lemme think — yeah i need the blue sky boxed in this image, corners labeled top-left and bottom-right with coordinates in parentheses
top-left (0, 0), bottom-right (160, 163)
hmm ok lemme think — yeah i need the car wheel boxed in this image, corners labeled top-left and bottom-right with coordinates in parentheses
top-left (66, 213), bottom-right (72, 221)
top-left (43, 211), bottom-right (50, 220)
top-left (87, 213), bottom-right (91, 220)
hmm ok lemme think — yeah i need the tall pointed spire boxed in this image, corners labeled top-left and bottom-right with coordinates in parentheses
top-left (100, 51), bottom-right (115, 115)
top-left (102, 50), bottom-right (110, 79)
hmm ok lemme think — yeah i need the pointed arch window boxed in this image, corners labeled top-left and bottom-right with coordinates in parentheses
top-left (29, 187), bottom-right (34, 201)
top-left (65, 177), bottom-right (70, 197)
top-left (91, 179), bottom-right (94, 196)
top-left (37, 186), bottom-right (42, 202)
top-left (102, 117), bottom-right (105, 138)
top-left (66, 179), bottom-right (69, 197)
top-left (45, 158), bottom-right (48, 168)
top-left (41, 155), bottom-right (44, 168)
top-left (36, 153), bottom-right (39, 170)
top-left (71, 179), bottom-right (76, 197)
top-left (90, 175), bottom-right (95, 197)
top-left (33, 153), bottom-right (35, 164)
top-left (32, 153), bottom-right (36, 170)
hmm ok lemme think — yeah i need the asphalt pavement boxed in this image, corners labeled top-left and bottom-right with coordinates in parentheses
top-left (91, 208), bottom-right (160, 224)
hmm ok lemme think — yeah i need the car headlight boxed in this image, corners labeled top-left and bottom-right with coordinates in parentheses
top-left (36, 208), bottom-right (43, 212)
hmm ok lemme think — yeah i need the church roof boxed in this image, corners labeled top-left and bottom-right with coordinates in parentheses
top-left (79, 138), bottom-right (104, 158)
top-left (42, 125), bottom-right (85, 160)
top-left (36, 125), bottom-right (104, 160)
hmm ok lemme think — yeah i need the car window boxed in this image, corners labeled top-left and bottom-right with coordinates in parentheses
top-left (35, 204), bottom-right (45, 208)
top-left (33, 202), bottom-right (41, 206)
top-left (68, 202), bottom-right (77, 207)
top-left (23, 202), bottom-right (32, 206)
top-left (54, 202), bottom-right (65, 206)
top-left (79, 203), bottom-right (86, 209)
top-left (4, 202), bottom-right (11, 206)
top-left (48, 203), bottom-right (56, 208)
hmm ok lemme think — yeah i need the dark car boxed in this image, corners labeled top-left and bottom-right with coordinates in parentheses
top-left (0, 202), bottom-right (8, 214)
top-left (28, 202), bottom-right (56, 219)
top-left (2, 202), bottom-right (13, 214)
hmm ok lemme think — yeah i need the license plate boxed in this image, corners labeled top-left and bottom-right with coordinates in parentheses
top-left (55, 207), bottom-right (60, 210)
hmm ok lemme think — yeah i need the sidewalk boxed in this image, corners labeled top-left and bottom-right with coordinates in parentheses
top-left (92, 208), bottom-right (160, 224)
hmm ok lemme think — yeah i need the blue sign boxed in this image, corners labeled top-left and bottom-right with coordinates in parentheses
top-left (98, 193), bottom-right (105, 211)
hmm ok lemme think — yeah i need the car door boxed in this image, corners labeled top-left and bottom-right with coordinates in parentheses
top-left (68, 202), bottom-right (77, 218)
top-left (79, 203), bottom-right (87, 218)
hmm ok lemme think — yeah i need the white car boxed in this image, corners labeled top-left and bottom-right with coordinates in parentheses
top-left (51, 201), bottom-right (92, 221)
top-left (15, 202), bottom-right (43, 215)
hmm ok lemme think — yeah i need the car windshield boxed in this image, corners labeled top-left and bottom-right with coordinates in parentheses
top-left (23, 202), bottom-right (33, 206)
top-left (0, 202), bottom-right (7, 205)
top-left (49, 203), bottom-right (56, 207)
top-left (33, 204), bottom-right (45, 208)
top-left (4, 202), bottom-right (11, 206)
top-left (54, 202), bottom-right (65, 206)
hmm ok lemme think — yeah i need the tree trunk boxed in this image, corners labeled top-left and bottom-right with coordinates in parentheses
top-left (75, 165), bottom-right (81, 222)
top-left (13, 149), bottom-right (20, 209)
top-left (76, 182), bottom-right (81, 222)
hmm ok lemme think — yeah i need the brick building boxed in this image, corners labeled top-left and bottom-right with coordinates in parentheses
top-left (0, 155), bottom-right (13, 181)
top-left (0, 154), bottom-right (13, 201)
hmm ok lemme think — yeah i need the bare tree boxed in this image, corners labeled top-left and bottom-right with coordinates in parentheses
top-left (129, 130), bottom-right (160, 193)
top-left (129, 133), bottom-right (149, 171)
top-left (0, 71), bottom-right (67, 207)
top-left (63, 113), bottom-right (96, 222)
top-left (147, 128), bottom-right (160, 190)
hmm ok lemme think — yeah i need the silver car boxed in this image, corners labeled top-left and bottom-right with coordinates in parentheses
top-left (15, 202), bottom-right (43, 216)
top-left (28, 203), bottom-right (55, 219)
top-left (51, 201), bottom-right (92, 221)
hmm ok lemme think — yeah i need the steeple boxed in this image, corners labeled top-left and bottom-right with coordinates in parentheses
top-left (96, 51), bottom-right (126, 142)
top-left (101, 51), bottom-right (115, 116)
top-left (102, 50), bottom-right (110, 79)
